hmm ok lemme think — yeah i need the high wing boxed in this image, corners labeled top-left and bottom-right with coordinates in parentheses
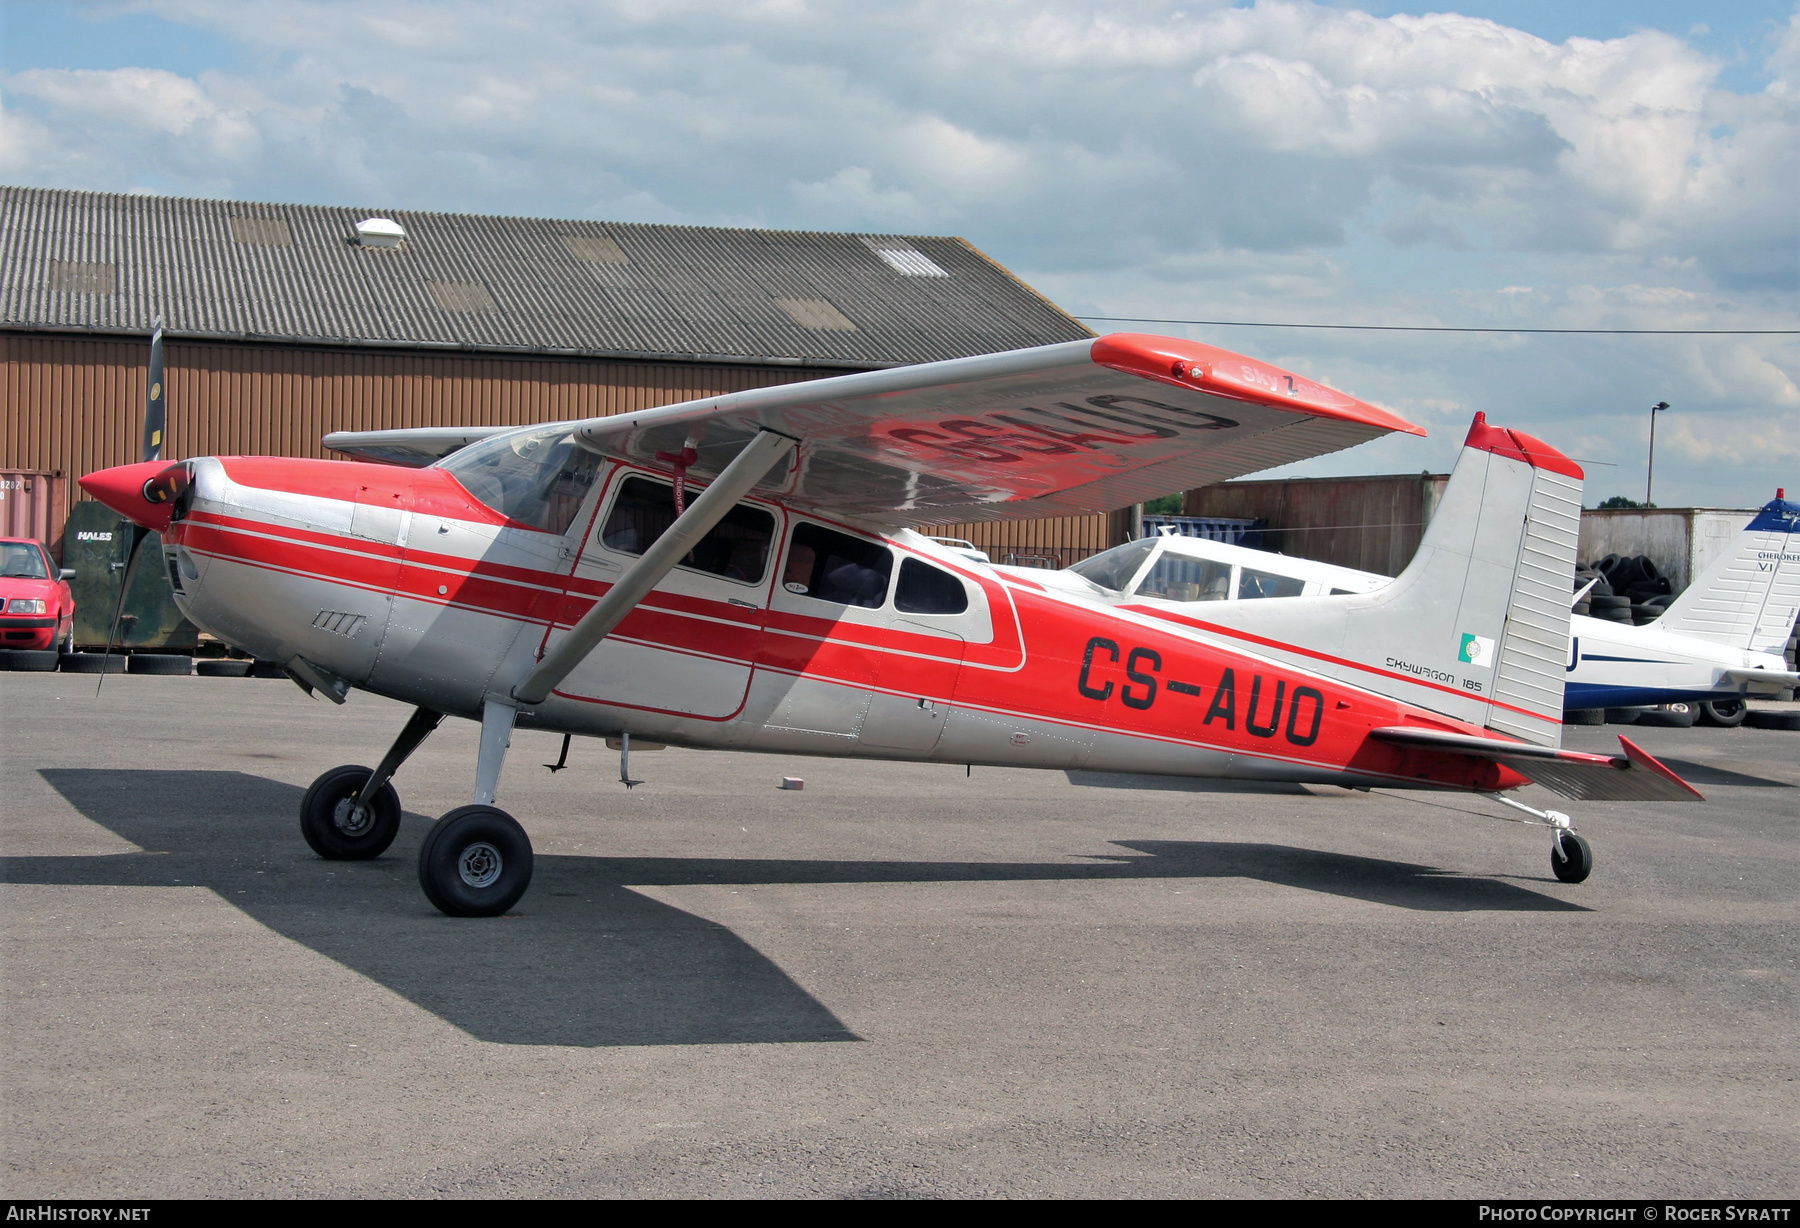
top-left (325, 334), bottom-right (1422, 526)
top-left (1370, 727), bottom-right (1705, 803)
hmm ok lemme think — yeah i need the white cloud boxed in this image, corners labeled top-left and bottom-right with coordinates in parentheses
top-left (1, 0), bottom-right (1794, 505)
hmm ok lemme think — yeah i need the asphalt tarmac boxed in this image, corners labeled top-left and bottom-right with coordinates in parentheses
top-left (2, 671), bottom-right (1795, 1198)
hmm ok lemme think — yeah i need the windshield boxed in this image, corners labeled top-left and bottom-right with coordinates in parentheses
top-left (0, 542), bottom-right (48, 579)
top-left (437, 426), bottom-right (604, 534)
top-left (1068, 539), bottom-right (1157, 593)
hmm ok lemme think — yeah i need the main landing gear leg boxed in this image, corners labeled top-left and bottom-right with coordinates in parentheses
top-left (1493, 793), bottom-right (1594, 884)
top-left (418, 698), bottom-right (535, 918)
top-left (300, 706), bottom-right (444, 860)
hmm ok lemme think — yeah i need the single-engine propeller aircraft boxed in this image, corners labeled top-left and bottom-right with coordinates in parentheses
top-left (79, 334), bottom-right (1703, 917)
top-left (1061, 495), bottom-right (1800, 716)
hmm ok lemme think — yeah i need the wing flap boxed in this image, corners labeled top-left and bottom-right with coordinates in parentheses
top-left (1369, 726), bottom-right (1705, 803)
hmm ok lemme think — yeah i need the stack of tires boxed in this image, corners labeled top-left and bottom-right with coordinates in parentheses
top-left (0, 650), bottom-right (198, 674)
top-left (1591, 553), bottom-right (1676, 625)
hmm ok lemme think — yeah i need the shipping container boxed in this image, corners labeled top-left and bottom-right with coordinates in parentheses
top-left (0, 468), bottom-right (67, 558)
top-left (1578, 507), bottom-right (1762, 593)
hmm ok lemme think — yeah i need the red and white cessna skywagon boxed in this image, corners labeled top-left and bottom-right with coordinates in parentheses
top-left (80, 333), bottom-right (1702, 917)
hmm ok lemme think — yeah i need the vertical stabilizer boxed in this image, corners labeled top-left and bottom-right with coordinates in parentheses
top-left (1655, 494), bottom-right (1800, 652)
top-left (1181, 413), bottom-right (1584, 746)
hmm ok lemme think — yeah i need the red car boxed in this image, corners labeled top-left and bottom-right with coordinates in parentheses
top-left (0, 537), bottom-right (75, 653)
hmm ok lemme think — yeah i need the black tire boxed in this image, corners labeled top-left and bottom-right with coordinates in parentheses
top-left (1745, 709), bottom-right (1800, 731)
top-left (1636, 703), bottom-right (1698, 728)
top-left (249, 660), bottom-right (288, 678)
top-left (1604, 707), bottom-right (1646, 725)
top-left (1551, 831), bottom-right (1593, 884)
top-left (1590, 594), bottom-right (1632, 613)
top-left (196, 659), bottom-right (252, 677)
top-left (299, 765), bottom-right (402, 860)
top-left (0, 649), bottom-right (61, 671)
top-left (1699, 699), bottom-right (1748, 728)
top-left (1563, 708), bottom-right (1606, 725)
top-left (418, 805), bottom-right (534, 918)
top-left (57, 652), bottom-right (124, 674)
top-left (127, 653), bottom-right (193, 675)
top-left (1630, 604), bottom-right (1661, 625)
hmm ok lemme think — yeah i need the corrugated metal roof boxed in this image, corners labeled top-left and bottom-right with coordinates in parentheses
top-left (0, 186), bottom-right (1091, 369)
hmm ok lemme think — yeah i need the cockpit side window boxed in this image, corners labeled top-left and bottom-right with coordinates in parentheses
top-left (1136, 553), bottom-right (1231, 602)
top-left (598, 476), bottom-right (775, 584)
top-left (438, 427), bottom-right (604, 535)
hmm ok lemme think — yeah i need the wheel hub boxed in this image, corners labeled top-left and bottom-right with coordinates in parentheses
top-left (458, 841), bottom-right (503, 889)
top-left (332, 796), bottom-right (374, 837)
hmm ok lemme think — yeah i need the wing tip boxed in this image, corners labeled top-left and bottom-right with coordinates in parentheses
top-left (1090, 333), bottom-right (1426, 437)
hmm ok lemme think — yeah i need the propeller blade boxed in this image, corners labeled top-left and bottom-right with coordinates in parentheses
top-left (143, 318), bottom-right (165, 464)
top-left (95, 524), bottom-right (148, 696)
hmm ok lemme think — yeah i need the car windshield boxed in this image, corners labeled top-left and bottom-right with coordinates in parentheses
top-left (437, 426), bottom-right (604, 534)
top-left (1067, 539), bottom-right (1157, 593)
top-left (0, 543), bottom-right (48, 579)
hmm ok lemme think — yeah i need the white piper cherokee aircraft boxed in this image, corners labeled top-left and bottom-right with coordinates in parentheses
top-left (79, 334), bottom-right (1703, 918)
top-left (1092, 495), bottom-right (1800, 715)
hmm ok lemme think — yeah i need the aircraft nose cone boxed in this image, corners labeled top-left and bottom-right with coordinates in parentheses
top-left (78, 460), bottom-right (181, 531)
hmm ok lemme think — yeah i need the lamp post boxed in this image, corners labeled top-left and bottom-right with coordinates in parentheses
top-left (1645, 401), bottom-right (1669, 506)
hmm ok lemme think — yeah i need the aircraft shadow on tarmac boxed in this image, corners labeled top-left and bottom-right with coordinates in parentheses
top-left (18, 769), bottom-right (1585, 1049)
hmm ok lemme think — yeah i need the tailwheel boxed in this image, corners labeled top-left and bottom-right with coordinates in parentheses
top-left (1551, 830), bottom-right (1594, 884)
top-left (300, 764), bottom-right (402, 860)
top-left (418, 805), bottom-right (534, 917)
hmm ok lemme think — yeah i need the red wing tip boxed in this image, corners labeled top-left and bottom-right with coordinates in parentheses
top-left (1616, 735), bottom-right (1707, 801)
top-left (1463, 412), bottom-right (1584, 480)
top-left (1091, 334), bottom-right (1425, 436)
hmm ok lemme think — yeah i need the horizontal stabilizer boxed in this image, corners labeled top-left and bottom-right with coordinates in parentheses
top-left (1369, 726), bottom-right (1705, 803)
top-left (1721, 667), bottom-right (1800, 693)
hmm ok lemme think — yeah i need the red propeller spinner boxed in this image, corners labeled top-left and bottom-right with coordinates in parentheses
top-left (78, 460), bottom-right (189, 532)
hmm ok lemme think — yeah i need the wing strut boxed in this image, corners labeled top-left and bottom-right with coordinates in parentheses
top-left (510, 428), bottom-right (798, 707)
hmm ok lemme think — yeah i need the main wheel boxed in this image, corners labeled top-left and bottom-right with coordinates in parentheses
top-left (418, 805), bottom-right (534, 918)
top-left (1700, 699), bottom-right (1748, 728)
top-left (1551, 831), bottom-right (1593, 884)
top-left (299, 764), bottom-right (402, 860)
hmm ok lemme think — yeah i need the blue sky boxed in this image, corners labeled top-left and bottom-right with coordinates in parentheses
top-left (3, 0), bottom-right (1796, 507)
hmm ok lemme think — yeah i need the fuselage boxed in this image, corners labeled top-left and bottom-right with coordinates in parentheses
top-left (158, 453), bottom-right (1531, 796)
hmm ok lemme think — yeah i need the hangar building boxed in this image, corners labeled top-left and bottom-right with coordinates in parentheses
top-left (1, 186), bottom-right (1109, 561)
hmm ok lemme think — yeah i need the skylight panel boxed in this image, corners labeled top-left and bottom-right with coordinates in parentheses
top-left (861, 237), bottom-right (948, 278)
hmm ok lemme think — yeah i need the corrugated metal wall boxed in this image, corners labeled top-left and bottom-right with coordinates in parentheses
top-left (1185, 473), bottom-right (1448, 577)
top-left (2, 331), bottom-right (837, 557)
top-left (2, 330), bottom-right (1126, 565)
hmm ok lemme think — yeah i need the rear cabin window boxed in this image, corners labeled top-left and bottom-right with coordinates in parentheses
top-left (1237, 568), bottom-right (1306, 600)
top-left (1136, 554), bottom-right (1231, 602)
top-left (438, 427), bottom-right (604, 535)
top-left (599, 476), bottom-right (774, 584)
top-left (895, 558), bottom-right (969, 614)
top-left (782, 523), bottom-right (892, 608)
